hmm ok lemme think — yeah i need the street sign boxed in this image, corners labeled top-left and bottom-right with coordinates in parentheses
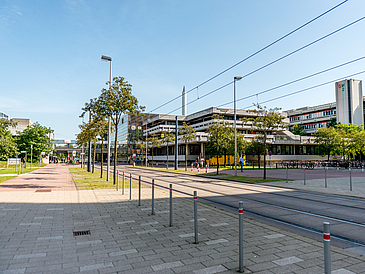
top-left (21, 151), bottom-right (27, 153)
top-left (131, 125), bottom-right (136, 130)
top-left (41, 152), bottom-right (45, 155)
top-left (72, 151), bottom-right (76, 156)
top-left (132, 153), bottom-right (136, 157)
top-left (268, 151), bottom-right (272, 156)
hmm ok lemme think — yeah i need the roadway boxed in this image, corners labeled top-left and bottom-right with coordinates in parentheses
top-left (106, 164), bottom-right (365, 253)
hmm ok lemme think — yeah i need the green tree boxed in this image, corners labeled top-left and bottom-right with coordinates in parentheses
top-left (0, 119), bottom-right (18, 160)
top-left (95, 76), bottom-right (144, 184)
top-left (245, 105), bottom-right (286, 179)
top-left (314, 127), bottom-right (338, 160)
top-left (147, 136), bottom-right (162, 167)
top-left (246, 135), bottom-right (265, 168)
top-left (333, 123), bottom-right (363, 160)
top-left (179, 122), bottom-right (196, 171)
top-left (16, 122), bottom-right (53, 162)
top-left (77, 120), bottom-right (98, 173)
top-left (206, 114), bottom-right (232, 175)
top-left (161, 132), bottom-right (175, 169)
top-left (289, 124), bottom-right (307, 136)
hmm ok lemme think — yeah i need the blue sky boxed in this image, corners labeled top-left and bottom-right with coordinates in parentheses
top-left (1, 0), bottom-right (365, 140)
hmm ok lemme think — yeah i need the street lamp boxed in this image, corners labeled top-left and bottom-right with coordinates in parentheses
top-left (101, 55), bottom-right (112, 181)
top-left (234, 76), bottom-right (242, 177)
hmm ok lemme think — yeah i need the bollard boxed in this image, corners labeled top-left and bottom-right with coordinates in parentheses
top-left (129, 174), bottom-right (132, 200)
top-left (362, 163), bottom-right (364, 172)
top-left (304, 169), bottom-right (306, 185)
top-left (197, 164), bottom-right (200, 173)
top-left (205, 165), bottom-right (207, 173)
top-left (337, 162), bottom-right (339, 171)
top-left (169, 184), bottom-right (173, 227)
top-left (349, 162), bottom-right (351, 172)
top-left (138, 176), bottom-right (141, 206)
top-left (151, 179), bottom-right (155, 215)
top-left (122, 172), bottom-right (125, 195)
top-left (323, 222), bottom-right (331, 274)
top-left (191, 163), bottom-right (193, 172)
top-left (350, 172), bottom-right (352, 191)
top-left (286, 168), bottom-right (288, 183)
top-left (325, 170), bottom-right (327, 188)
top-left (116, 171), bottom-right (119, 191)
top-left (194, 191), bottom-right (198, 244)
top-left (239, 201), bottom-right (244, 273)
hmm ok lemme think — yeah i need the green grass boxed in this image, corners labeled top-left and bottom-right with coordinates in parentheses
top-left (0, 176), bottom-right (16, 183)
top-left (70, 167), bottom-right (143, 190)
top-left (0, 167), bottom-right (39, 175)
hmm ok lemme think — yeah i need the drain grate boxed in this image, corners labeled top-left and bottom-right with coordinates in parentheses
top-left (73, 230), bottom-right (91, 236)
top-left (35, 189), bottom-right (51, 192)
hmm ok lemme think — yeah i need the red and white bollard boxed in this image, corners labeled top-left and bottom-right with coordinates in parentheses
top-left (197, 164), bottom-right (200, 173)
top-left (205, 165), bottom-right (208, 173)
top-left (191, 163), bottom-right (193, 172)
top-left (323, 222), bottom-right (331, 274)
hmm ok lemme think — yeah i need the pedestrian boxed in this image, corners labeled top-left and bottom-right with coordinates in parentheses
top-left (239, 155), bottom-right (244, 172)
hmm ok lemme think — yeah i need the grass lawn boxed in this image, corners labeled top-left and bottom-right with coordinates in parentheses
top-left (0, 167), bottom-right (39, 175)
top-left (70, 167), bottom-right (143, 190)
top-left (0, 176), bottom-right (16, 183)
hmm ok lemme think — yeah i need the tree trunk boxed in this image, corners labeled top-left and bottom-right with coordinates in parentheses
top-left (113, 125), bottom-right (118, 185)
top-left (92, 141), bottom-right (96, 173)
top-left (166, 144), bottom-right (169, 169)
top-left (101, 139), bottom-right (104, 178)
top-left (216, 146), bottom-right (219, 175)
top-left (185, 143), bottom-right (188, 171)
top-left (224, 150), bottom-right (227, 168)
top-left (258, 155), bottom-right (261, 169)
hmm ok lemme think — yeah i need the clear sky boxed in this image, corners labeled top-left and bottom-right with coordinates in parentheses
top-left (1, 0), bottom-right (365, 140)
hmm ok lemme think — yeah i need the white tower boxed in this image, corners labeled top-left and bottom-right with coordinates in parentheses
top-left (182, 86), bottom-right (187, 116)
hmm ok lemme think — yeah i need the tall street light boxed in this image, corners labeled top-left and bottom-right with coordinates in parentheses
top-left (101, 55), bottom-right (112, 181)
top-left (234, 76), bottom-right (242, 177)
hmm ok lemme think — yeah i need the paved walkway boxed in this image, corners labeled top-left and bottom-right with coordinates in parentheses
top-left (1, 165), bottom-right (365, 273)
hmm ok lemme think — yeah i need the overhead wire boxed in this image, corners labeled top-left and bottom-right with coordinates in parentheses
top-left (164, 16), bottom-right (365, 114)
top-left (148, 0), bottom-right (348, 113)
top-left (216, 56), bottom-right (365, 108)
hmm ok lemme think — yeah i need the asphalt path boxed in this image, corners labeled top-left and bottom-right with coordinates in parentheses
top-left (103, 164), bottom-right (365, 251)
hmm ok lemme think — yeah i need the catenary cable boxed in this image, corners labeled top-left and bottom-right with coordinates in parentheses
top-left (165, 16), bottom-right (365, 115)
top-left (149, 0), bottom-right (348, 113)
top-left (216, 56), bottom-right (365, 108)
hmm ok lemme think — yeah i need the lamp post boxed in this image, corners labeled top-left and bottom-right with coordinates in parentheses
top-left (234, 76), bottom-right (242, 177)
top-left (101, 55), bottom-right (112, 181)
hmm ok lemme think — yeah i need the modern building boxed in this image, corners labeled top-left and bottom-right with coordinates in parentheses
top-left (142, 106), bottom-right (324, 166)
top-left (0, 111), bottom-right (10, 120)
top-left (285, 79), bottom-right (363, 135)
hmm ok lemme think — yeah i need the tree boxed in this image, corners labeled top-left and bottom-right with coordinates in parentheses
top-left (147, 136), bottom-right (162, 167)
top-left (161, 131), bottom-right (175, 169)
top-left (314, 127), bottom-right (338, 160)
top-left (289, 124), bottom-right (307, 136)
top-left (16, 122), bottom-right (53, 162)
top-left (333, 123), bottom-right (363, 160)
top-left (245, 105), bottom-right (286, 179)
top-left (77, 120), bottom-right (98, 173)
top-left (206, 114), bottom-right (232, 175)
top-left (246, 135), bottom-right (265, 168)
top-left (179, 122), bottom-right (196, 171)
top-left (0, 119), bottom-right (18, 160)
top-left (97, 76), bottom-right (145, 184)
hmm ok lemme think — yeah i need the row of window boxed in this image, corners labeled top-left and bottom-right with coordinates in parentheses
top-left (302, 122), bottom-right (328, 130)
top-left (289, 109), bottom-right (336, 122)
top-left (271, 145), bottom-right (317, 155)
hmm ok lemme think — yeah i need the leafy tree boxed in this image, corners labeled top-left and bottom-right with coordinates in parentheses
top-left (245, 135), bottom-right (265, 168)
top-left (314, 127), bottom-right (338, 160)
top-left (179, 122), bottom-right (196, 171)
top-left (77, 121), bottom-right (98, 173)
top-left (16, 122), bottom-right (53, 162)
top-left (206, 114), bottom-right (232, 175)
top-left (147, 136), bottom-right (162, 167)
top-left (289, 124), bottom-right (307, 136)
top-left (245, 105), bottom-right (286, 179)
top-left (161, 131), bottom-right (175, 169)
top-left (327, 117), bottom-right (337, 128)
top-left (333, 123), bottom-right (363, 159)
top-left (0, 120), bottom-right (18, 160)
top-left (96, 76), bottom-right (145, 183)
top-left (234, 133), bottom-right (248, 160)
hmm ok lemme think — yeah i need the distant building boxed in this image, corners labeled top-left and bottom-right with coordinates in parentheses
top-left (9, 118), bottom-right (34, 136)
top-left (0, 111), bottom-right (10, 120)
top-left (285, 79), bottom-right (364, 135)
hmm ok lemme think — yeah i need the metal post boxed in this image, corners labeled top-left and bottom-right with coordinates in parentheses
top-left (194, 191), bottom-right (198, 244)
top-left (30, 144), bottom-right (33, 169)
top-left (325, 170), bottom-right (327, 188)
top-left (286, 168), bottom-right (288, 183)
top-left (175, 116), bottom-right (178, 170)
top-left (88, 111), bottom-right (92, 172)
top-left (15, 153), bottom-right (18, 173)
top-left (239, 201), bottom-right (244, 273)
top-left (138, 175), bottom-right (141, 206)
top-left (362, 163), bottom-right (364, 172)
top-left (122, 171), bottom-right (125, 195)
top-left (323, 222), bottom-right (331, 274)
top-left (129, 174), bottom-right (132, 200)
top-left (169, 184), bottom-right (173, 227)
top-left (304, 169), bottom-right (306, 185)
top-left (234, 79), bottom-right (237, 177)
top-left (116, 171), bottom-right (119, 191)
top-left (350, 172), bottom-right (352, 191)
top-left (152, 179), bottom-right (155, 215)
top-left (337, 162), bottom-right (339, 171)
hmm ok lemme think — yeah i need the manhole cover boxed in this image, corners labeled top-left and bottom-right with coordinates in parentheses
top-left (35, 189), bottom-right (51, 192)
top-left (73, 230), bottom-right (91, 236)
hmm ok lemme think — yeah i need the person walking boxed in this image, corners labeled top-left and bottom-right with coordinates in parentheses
top-left (239, 155), bottom-right (244, 172)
